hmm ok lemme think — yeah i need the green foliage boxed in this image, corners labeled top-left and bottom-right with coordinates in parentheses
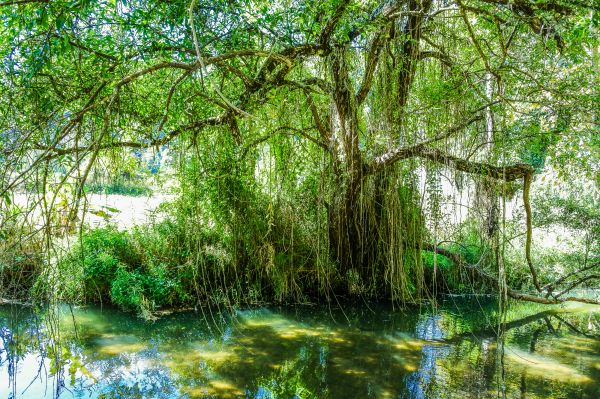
top-left (254, 349), bottom-right (320, 399)
top-left (422, 252), bottom-right (452, 271)
top-left (534, 187), bottom-right (599, 237)
top-left (501, 184), bottom-right (600, 288)
top-left (54, 226), bottom-right (189, 313)
top-left (421, 219), bottom-right (489, 293)
top-left (85, 180), bottom-right (152, 197)
top-left (0, 204), bottom-right (44, 299)
top-left (110, 267), bottom-right (145, 309)
top-left (501, 110), bottom-right (561, 173)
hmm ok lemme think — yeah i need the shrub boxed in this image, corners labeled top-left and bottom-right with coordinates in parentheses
top-left (54, 226), bottom-right (190, 314)
top-left (110, 267), bottom-right (145, 310)
top-left (85, 179), bottom-right (152, 197)
top-left (0, 207), bottom-right (44, 300)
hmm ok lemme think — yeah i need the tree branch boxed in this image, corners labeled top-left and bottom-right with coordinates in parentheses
top-left (0, 0), bottom-right (47, 6)
top-left (319, 0), bottom-right (352, 45)
top-left (543, 262), bottom-right (600, 295)
top-left (423, 244), bottom-right (600, 305)
top-left (369, 112), bottom-right (483, 174)
top-left (35, 116), bottom-right (225, 157)
top-left (356, 27), bottom-right (388, 105)
top-left (418, 50), bottom-right (453, 66)
top-left (376, 146), bottom-right (534, 180)
top-left (303, 90), bottom-right (330, 143)
top-left (554, 274), bottom-right (600, 300)
top-left (523, 171), bottom-right (542, 292)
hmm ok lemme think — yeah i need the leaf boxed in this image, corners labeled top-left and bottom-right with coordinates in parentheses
top-left (2, 192), bottom-right (11, 205)
top-left (89, 210), bottom-right (111, 219)
top-left (56, 15), bottom-right (66, 30)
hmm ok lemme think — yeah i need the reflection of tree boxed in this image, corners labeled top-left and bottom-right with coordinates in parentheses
top-left (439, 309), bottom-right (599, 344)
top-left (0, 305), bottom-right (49, 398)
top-left (434, 307), bottom-right (600, 399)
top-left (405, 314), bottom-right (451, 399)
top-left (1, 302), bottom-right (599, 398)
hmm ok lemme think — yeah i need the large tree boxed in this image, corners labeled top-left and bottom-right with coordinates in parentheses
top-left (1, 0), bottom-right (598, 303)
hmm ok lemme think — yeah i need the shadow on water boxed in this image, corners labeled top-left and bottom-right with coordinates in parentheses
top-left (1, 298), bottom-right (599, 398)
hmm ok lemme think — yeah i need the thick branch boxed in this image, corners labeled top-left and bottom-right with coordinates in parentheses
top-left (418, 50), bottom-right (452, 66)
top-left (397, 0), bottom-right (433, 109)
top-left (375, 146), bottom-right (534, 180)
top-left (304, 90), bottom-right (332, 147)
top-left (423, 244), bottom-right (600, 305)
top-left (331, 46), bottom-right (363, 175)
top-left (356, 27), bottom-right (388, 105)
top-left (0, 0), bottom-right (47, 6)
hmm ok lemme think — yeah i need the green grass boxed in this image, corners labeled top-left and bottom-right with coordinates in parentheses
top-left (85, 180), bottom-right (152, 197)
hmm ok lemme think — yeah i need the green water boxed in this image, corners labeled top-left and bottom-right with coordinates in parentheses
top-left (1, 298), bottom-right (599, 398)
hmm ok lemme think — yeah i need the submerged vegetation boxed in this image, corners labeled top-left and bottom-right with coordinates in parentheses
top-left (0, 0), bottom-right (598, 314)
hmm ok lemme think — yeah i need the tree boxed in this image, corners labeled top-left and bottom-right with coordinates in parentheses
top-left (1, 0), bottom-right (598, 304)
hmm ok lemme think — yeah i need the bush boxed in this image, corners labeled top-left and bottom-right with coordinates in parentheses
top-left (55, 226), bottom-right (188, 314)
top-left (85, 179), bottom-right (152, 197)
top-left (421, 219), bottom-right (490, 294)
top-left (0, 207), bottom-right (44, 300)
top-left (110, 267), bottom-right (145, 309)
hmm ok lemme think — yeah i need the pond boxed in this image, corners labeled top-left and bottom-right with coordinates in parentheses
top-left (1, 298), bottom-right (599, 398)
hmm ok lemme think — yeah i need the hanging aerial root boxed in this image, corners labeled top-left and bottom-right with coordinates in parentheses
top-left (523, 171), bottom-right (542, 292)
top-left (372, 144), bottom-right (544, 292)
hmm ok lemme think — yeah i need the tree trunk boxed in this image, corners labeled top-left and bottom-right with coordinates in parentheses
top-left (327, 174), bottom-right (364, 283)
top-left (327, 168), bottom-right (424, 298)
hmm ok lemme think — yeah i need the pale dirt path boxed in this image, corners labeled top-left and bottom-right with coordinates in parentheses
top-left (83, 193), bottom-right (174, 229)
top-left (11, 192), bottom-right (174, 230)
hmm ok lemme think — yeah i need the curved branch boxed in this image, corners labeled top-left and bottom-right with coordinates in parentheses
top-left (423, 244), bottom-right (600, 305)
top-left (543, 262), bottom-right (600, 294)
top-left (356, 27), bottom-right (388, 105)
top-left (36, 116), bottom-right (225, 157)
top-left (0, 0), bottom-right (47, 6)
top-left (369, 112), bottom-right (484, 174)
top-left (418, 50), bottom-right (452, 66)
top-left (554, 274), bottom-right (600, 300)
top-left (380, 146), bottom-right (534, 180)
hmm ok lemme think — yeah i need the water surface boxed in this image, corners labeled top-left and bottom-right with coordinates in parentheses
top-left (1, 298), bottom-right (599, 398)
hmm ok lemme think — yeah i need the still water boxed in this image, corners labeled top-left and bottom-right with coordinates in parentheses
top-left (1, 298), bottom-right (599, 398)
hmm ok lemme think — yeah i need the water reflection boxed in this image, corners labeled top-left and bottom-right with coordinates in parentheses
top-left (1, 299), bottom-right (599, 398)
top-left (404, 314), bottom-right (450, 399)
